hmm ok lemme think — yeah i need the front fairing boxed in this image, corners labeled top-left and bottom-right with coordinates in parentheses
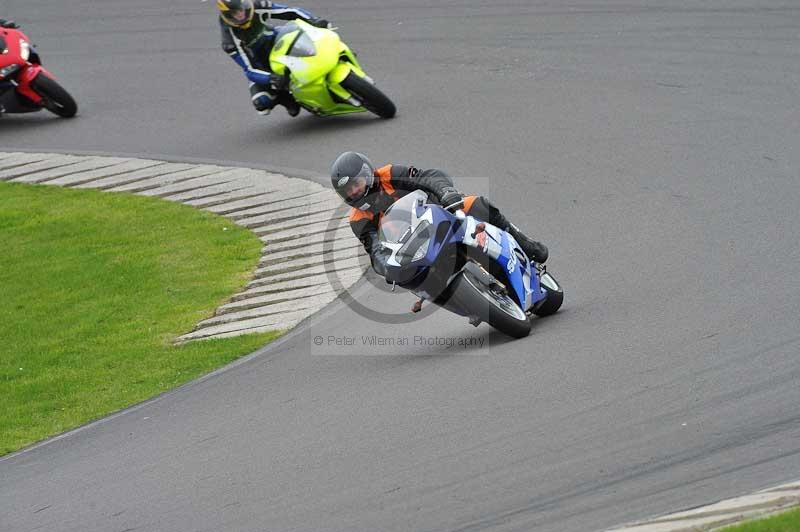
top-left (268, 20), bottom-right (369, 116)
top-left (380, 191), bottom-right (456, 286)
top-left (269, 21), bottom-right (344, 86)
top-left (0, 28), bottom-right (28, 70)
top-left (0, 28), bottom-right (48, 105)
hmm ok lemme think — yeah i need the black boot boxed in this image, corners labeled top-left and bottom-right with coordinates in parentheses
top-left (250, 83), bottom-right (276, 115)
top-left (473, 197), bottom-right (549, 264)
top-left (277, 92), bottom-right (300, 117)
top-left (506, 223), bottom-right (549, 264)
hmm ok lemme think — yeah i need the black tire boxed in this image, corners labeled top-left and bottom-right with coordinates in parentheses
top-left (31, 75), bottom-right (77, 118)
top-left (340, 71), bottom-right (396, 119)
top-left (533, 271), bottom-right (564, 317)
top-left (449, 268), bottom-right (531, 338)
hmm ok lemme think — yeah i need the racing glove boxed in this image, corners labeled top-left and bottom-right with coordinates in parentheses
top-left (269, 73), bottom-right (288, 92)
top-left (0, 19), bottom-right (19, 29)
top-left (364, 232), bottom-right (388, 278)
top-left (311, 18), bottom-right (332, 28)
top-left (439, 187), bottom-right (465, 211)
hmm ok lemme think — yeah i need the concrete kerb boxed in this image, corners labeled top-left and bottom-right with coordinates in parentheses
top-left (608, 480), bottom-right (800, 531)
top-left (0, 151), bottom-right (365, 342)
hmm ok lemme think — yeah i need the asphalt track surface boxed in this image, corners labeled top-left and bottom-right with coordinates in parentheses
top-left (2, 1), bottom-right (800, 531)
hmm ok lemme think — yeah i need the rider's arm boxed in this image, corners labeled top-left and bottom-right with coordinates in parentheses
top-left (389, 165), bottom-right (459, 205)
top-left (254, 1), bottom-right (329, 26)
top-left (220, 20), bottom-right (273, 86)
top-left (365, 230), bottom-right (389, 277)
top-left (350, 210), bottom-right (388, 277)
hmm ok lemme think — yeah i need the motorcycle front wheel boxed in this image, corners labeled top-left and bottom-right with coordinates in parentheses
top-left (340, 72), bottom-right (396, 119)
top-left (31, 75), bottom-right (77, 118)
top-left (449, 268), bottom-right (531, 338)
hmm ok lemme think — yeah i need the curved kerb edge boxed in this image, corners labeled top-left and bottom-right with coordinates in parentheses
top-left (607, 480), bottom-right (800, 531)
top-left (0, 151), bottom-right (367, 342)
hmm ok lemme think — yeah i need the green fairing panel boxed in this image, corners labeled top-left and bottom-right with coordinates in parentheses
top-left (268, 20), bottom-right (370, 116)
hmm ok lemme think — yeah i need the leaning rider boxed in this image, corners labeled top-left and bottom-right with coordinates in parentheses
top-left (216, 1), bottom-right (330, 116)
top-left (330, 151), bottom-right (549, 278)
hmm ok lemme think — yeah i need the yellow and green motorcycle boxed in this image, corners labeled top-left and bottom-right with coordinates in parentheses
top-left (268, 20), bottom-right (396, 119)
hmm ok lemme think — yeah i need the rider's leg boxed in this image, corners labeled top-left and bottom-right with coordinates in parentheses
top-left (250, 83), bottom-right (299, 117)
top-left (275, 91), bottom-right (300, 117)
top-left (464, 196), bottom-right (549, 264)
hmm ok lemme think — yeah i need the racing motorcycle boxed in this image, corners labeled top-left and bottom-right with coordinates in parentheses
top-left (378, 191), bottom-right (563, 338)
top-left (0, 26), bottom-right (77, 118)
top-left (268, 20), bottom-right (395, 118)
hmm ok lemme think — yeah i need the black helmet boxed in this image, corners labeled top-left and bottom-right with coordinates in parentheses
top-left (217, 0), bottom-right (255, 29)
top-left (330, 152), bottom-right (376, 209)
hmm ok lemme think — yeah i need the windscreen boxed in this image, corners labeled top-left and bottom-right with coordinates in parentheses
top-left (274, 22), bottom-right (299, 42)
top-left (288, 31), bottom-right (316, 57)
top-left (272, 23), bottom-right (299, 53)
top-left (378, 190), bottom-right (428, 244)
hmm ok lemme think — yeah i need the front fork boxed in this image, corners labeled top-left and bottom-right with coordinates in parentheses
top-left (15, 63), bottom-right (52, 105)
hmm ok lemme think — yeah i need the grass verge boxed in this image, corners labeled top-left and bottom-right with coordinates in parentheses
top-left (0, 181), bottom-right (281, 455)
top-left (719, 506), bottom-right (800, 531)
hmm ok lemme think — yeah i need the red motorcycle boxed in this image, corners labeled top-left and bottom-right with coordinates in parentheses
top-left (0, 25), bottom-right (77, 118)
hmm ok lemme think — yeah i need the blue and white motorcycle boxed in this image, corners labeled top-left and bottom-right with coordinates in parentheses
top-left (378, 191), bottom-right (563, 338)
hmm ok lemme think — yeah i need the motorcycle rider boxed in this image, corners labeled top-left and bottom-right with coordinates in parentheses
top-left (330, 151), bottom-right (549, 278)
top-left (217, 0), bottom-right (330, 116)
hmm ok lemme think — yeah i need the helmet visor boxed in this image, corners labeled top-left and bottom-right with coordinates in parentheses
top-left (344, 175), bottom-right (369, 202)
top-left (231, 9), bottom-right (248, 23)
top-left (335, 162), bottom-right (374, 205)
top-left (219, 0), bottom-right (254, 27)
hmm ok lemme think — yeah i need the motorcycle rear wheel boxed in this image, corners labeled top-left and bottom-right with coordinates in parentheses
top-left (31, 75), bottom-right (77, 118)
top-left (340, 72), bottom-right (396, 119)
top-left (532, 271), bottom-right (564, 317)
top-left (450, 268), bottom-right (531, 338)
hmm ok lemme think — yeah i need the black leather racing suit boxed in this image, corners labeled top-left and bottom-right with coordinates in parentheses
top-left (349, 164), bottom-right (548, 277)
